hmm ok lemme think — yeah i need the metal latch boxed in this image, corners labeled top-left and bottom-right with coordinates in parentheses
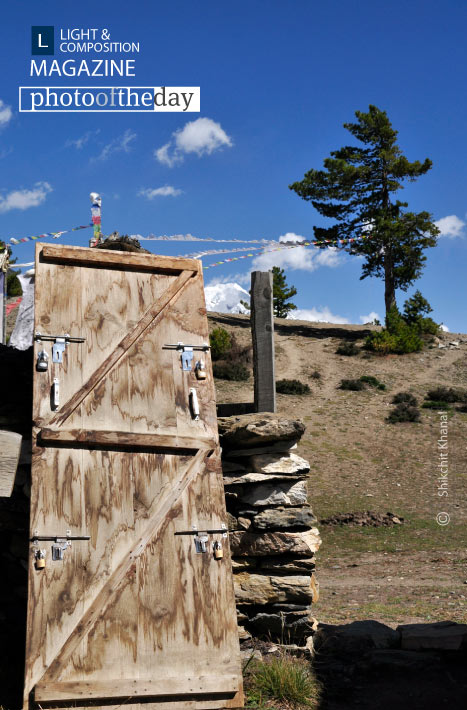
top-left (175, 524), bottom-right (227, 554)
top-left (194, 533), bottom-right (209, 553)
top-left (162, 342), bottom-right (210, 371)
top-left (31, 531), bottom-right (90, 562)
top-left (34, 332), bottom-right (86, 364)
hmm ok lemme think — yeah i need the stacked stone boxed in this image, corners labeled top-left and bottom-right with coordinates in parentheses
top-left (218, 414), bottom-right (321, 643)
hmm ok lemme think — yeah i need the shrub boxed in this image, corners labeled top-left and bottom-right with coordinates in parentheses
top-left (310, 370), bottom-right (321, 380)
top-left (209, 327), bottom-right (231, 360)
top-left (336, 341), bottom-right (360, 356)
top-left (422, 400), bottom-right (451, 410)
top-left (419, 317), bottom-right (440, 335)
top-left (365, 304), bottom-right (423, 354)
top-left (246, 655), bottom-right (317, 708)
top-left (360, 375), bottom-right (386, 390)
top-left (339, 378), bottom-right (365, 391)
top-left (392, 392), bottom-right (417, 406)
top-left (426, 386), bottom-right (461, 403)
top-left (387, 402), bottom-right (421, 423)
top-left (276, 379), bottom-right (310, 395)
top-left (7, 270), bottom-right (22, 297)
top-left (213, 362), bottom-right (250, 381)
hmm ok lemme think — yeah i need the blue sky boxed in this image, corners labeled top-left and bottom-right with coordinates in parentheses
top-left (1, 0), bottom-right (466, 330)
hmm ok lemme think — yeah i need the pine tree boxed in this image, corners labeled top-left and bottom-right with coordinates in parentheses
top-left (289, 105), bottom-right (439, 317)
top-left (272, 266), bottom-right (297, 318)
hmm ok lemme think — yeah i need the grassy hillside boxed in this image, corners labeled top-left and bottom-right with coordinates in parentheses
top-left (209, 312), bottom-right (467, 627)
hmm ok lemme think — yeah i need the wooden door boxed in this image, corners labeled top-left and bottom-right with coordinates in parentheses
top-left (25, 244), bottom-right (243, 710)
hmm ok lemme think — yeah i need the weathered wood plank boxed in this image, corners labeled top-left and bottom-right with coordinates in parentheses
top-left (42, 449), bottom-right (208, 682)
top-left (41, 244), bottom-right (201, 274)
top-left (0, 430), bottom-right (22, 497)
top-left (39, 428), bottom-right (216, 451)
top-left (35, 675), bottom-right (239, 701)
top-left (46, 269), bottom-right (194, 427)
top-left (251, 271), bottom-right (276, 413)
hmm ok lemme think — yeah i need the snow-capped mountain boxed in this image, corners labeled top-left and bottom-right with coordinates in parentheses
top-left (204, 282), bottom-right (250, 314)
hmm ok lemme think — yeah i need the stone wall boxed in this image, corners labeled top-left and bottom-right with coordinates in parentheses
top-left (218, 414), bottom-right (321, 642)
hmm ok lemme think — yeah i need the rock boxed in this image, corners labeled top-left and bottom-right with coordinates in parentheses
top-left (226, 512), bottom-right (238, 530)
top-left (218, 414), bottom-right (305, 449)
top-left (366, 649), bottom-right (440, 670)
top-left (397, 621), bottom-right (467, 651)
top-left (234, 573), bottom-right (313, 605)
top-left (313, 620), bottom-right (400, 657)
top-left (225, 441), bottom-right (298, 458)
top-left (253, 507), bottom-right (316, 530)
top-left (240, 648), bottom-right (262, 663)
top-left (248, 610), bottom-right (318, 642)
top-left (310, 573), bottom-right (319, 603)
top-left (224, 471), bottom-right (307, 485)
top-left (238, 516), bottom-right (252, 530)
top-left (231, 557), bottom-right (257, 571)
top-left (222, 460), bottom-right (246, 474)
top-left (230, 529), bottom-right (321, 557)
top-left (239, 479), bottom-right (308, 507)
top-left (259, 556), bottom-right (316, 573)
top-left (249, 452), bottom-right (310, 476)
top-left (238, 625), bottom-right (251, 640)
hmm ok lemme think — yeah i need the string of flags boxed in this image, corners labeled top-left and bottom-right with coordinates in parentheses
top-left (9, 223), bottom-right (93, 245)
top-left (136, 233), bottom-right (277, 244)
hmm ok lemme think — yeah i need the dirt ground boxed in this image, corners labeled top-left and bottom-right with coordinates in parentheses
top-left (209, 312), bottom-right (467, 628)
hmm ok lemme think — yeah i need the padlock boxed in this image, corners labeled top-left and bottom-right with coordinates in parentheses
top-left (36, 350), bottom-right (49, 372)
top-left (195, 360), bottom-right (207, 380)
top-left (35, 550), bottom-right (46, 569)
top-left (213, 541), bottom-right (224, 560)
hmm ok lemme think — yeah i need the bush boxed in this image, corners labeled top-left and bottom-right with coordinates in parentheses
top-left (365, 304), bottom-right (423, 354)
top-left (336, 341), bottom-right (360, 356)
top-left (7, 270), bottom-right (22, 297)
top-left (276, 379), bottom-right (310, 395)
top-left (245, 655), bottom-right (317, 708)
top-left (387, 402), bottom-right (421, 423)
top-left (422, 400), bottom-right (451, 410)
top-left (419, 317), bottom-right (440, 335)
top-left (339, 378), bottom-right (365, 391)
top-left (213, 362), bottom-right (250, 381)
top-left (209, 327), bottom-right (231, 360)
top-left (360, 375), bottom-right (386, 390)
top-left (310, 370), bottom-right (321, 380)
top-left (392, 392), bottom-right (417, 406)
top-left (426, 387), bottom-right (462, 403)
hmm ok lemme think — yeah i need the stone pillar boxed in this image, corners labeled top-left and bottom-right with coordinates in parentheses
top-left (219, 414), bottom-right (321, 643)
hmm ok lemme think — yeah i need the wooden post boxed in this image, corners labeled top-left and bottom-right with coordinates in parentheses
top-left (251, 270), bottom-right (276, 412)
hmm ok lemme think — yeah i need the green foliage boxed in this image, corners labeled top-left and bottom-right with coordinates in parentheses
top-left (387, 402), bottom-right (421, 423)
top-left (336, 341), bottom-right (360, 356)
top-left (419, 317), bottom-right (440, 335)
top-left (365, 305), bottom-right (423, 354)
top-left (393, 392), bottom-right (418, 406)
top-left (289, 105), bottom-right (439, 317)
top-left (422, 400), bottom-right (451, 410)
top-left (209, 327), bottom-right (231, 360)
top-left (272, 266), bottom-right (297, 318)
top-left (213, 362), bottom-right (250, 381)
top-left (7, 270), bottom-right (23, 297)
top-left (403, 290), bottom-right (432, 324)
top-left (339, 378), bottom-right (365, 391)
top-left (276, 379), bottom-right (310, 395)
top-left (360, 375), bottom-right (386, 390)
top-left (246, 655), bottom-right (317, 708)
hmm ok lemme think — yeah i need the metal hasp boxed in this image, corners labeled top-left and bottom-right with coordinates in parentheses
top-left (176, 524), bottom-right (228, 553)
top-left (31, 531), bottom-right (90, 562)
top-left (34, 332), bottom-right (86, 364)
top-left (162, 342), bottom-right (210, 371)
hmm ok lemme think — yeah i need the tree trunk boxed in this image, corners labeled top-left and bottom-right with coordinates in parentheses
top-left (384, 249), bottom-right (396, 318)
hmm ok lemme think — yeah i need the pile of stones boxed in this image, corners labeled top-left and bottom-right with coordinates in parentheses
top-left (218, 413), bottom-right (321, 642)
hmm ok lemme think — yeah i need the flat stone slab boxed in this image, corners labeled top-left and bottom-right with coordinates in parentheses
top-left (234, 572), bottom-right (313, 605)
top-left (218, 414), bottom-right (305, 449)
top-left (253, 506), bottom-right (316, 530)
top-left (239, 479), bottom-right (308, 507)
top-left (230, 529), bottom-right (321, 557)
top-left (223, 472), bottom-right (307, 485)
top-left (313, 620), bottom-right (400, 656)
top-left (397, 621), bottom-right (467, 651)
top-left (258, 556), bottom-right (316, 573)
top-left (249, 452), bottom-right (310, 476)
top-left (224, 441), bottom-right (298, 458)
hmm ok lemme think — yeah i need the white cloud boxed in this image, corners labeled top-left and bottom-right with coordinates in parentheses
top-left (207, 271), bottom-right (251, 287)
top-left (66, 129), bottom-right (100, 150)
top-left (435, 215), bottom-right (465, 238)
top-left (289, 307), bottom-right (349, 324)
top-left (0, 181), bottom-right (52, 213)
top-left (252, 244), bottom-right (345, 273)
top-left (155, 117), bottom-right (232, 167)
top-left (0, 99), bottom-right (12, 127)
top-left (359, 311), bottom-right (380, 324)
top-left (279, 232), bottom-right (306, 244)
top-left (440, 323), bottom-right (450, 332)
top-left (138, 185), bottom-right (182, 199)
top-left (94, 129), bottom-right (136, 161)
